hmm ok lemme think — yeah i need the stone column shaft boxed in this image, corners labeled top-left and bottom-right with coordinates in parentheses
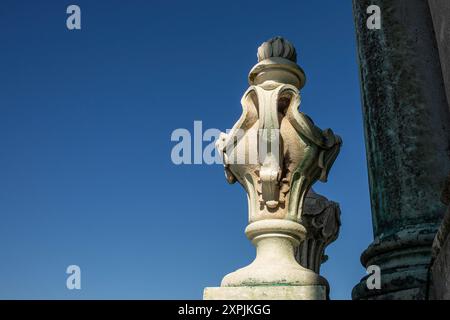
top-left (352, 0), bottom-right (450, 299)
top-left (428, 0), bottom-right (450, 112)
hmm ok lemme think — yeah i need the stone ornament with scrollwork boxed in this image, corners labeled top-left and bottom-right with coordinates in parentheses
top-left (212, 37), bottom-right (342, 293)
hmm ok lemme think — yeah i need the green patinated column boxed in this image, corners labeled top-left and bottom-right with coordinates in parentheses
top-left (352, 0), bottom-right (450, 299)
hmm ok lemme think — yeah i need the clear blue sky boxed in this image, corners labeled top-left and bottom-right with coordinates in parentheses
top-left (0, 0), bottom-right (373, 299)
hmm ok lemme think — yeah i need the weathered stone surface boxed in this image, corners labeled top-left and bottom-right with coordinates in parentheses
top-left (296, 190), bottom-right (341, 273)
top-left (432, 175), bottom-right (450, 259)
top-left (430, 226), bottom-right (450, 300)
top-left (428, 0), bottom-right (450, 112)
top-left (203, 285), bottom-right (326, 300)
top-left (352, 0), bottom-right (450, 300)
top-left (429, 174), bottom-right (450, 299)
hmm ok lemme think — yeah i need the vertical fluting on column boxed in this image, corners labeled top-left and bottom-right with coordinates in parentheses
top-left (352, 0), bottom-right (450, 299)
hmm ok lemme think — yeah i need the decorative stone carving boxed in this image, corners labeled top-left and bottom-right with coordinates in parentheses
top-left (214, 37), bottom-right (342, 292)
top-left (352, 0), bottom-right (450, 300)
top-left (296, 189), bottom-right (341, 273)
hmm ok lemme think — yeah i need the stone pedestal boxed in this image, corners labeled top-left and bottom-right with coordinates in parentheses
top-left (204, 37), bottom-right (341, 300)
top-left (220, 220), bottom-right (327, 288)
top-left (204, 286), bottom-right (327, 300)
top-left (352, 0), bottom-right (450, 300)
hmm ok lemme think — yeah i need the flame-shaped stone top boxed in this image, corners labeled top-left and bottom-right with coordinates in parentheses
top-left (250, 37), bottom-right (305, 89)
top-left (257, 37), bottom-right (297, 63)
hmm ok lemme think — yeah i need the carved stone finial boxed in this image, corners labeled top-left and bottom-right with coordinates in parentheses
top-left (296, 189), bottom-right (341, 273)
top-left (249, 37), bottom-right (306, 89)
top-left (257, 37), bottom-right (297, 63)
top-left (210, 37), bottom-right (342, 298)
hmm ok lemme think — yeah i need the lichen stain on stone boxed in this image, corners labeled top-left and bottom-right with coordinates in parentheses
top-left (353, 0), bottom-right (450, 238)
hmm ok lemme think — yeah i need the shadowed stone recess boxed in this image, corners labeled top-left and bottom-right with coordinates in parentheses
top-left (296, 190), bottom-right (341, 274)
top-left (428, 0), bottom-right (450, 111)
top-left (429, 174), bottom-right (450, 299)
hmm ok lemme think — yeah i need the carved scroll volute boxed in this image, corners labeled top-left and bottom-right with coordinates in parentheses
top-left (296, 190), bottom-right (341, 273)
top-left (216, 37), bottom-right (342, 225)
